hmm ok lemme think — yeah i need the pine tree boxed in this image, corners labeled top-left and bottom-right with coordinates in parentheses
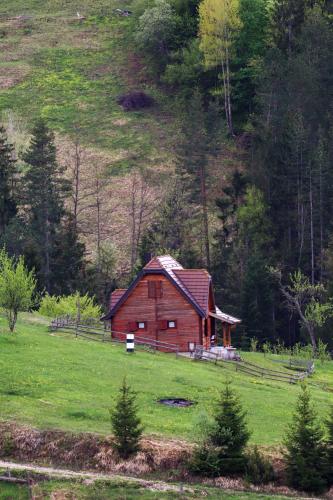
top-left (0, 126), bottom-right (17, 237)
top-left (110, 378), bottom-right (143, 459)
top-left (271, 0), bottom-right (308, 54)
top-left (326, 405), bottom-right (333, 486)
top-left (22, 119), bottom-right (69, 292)
top-left (284, 384), bottom-right (328, 493)
top-left (51, 216), bottom-right (86, 295)
top-left (191, 381), bottom-right (250, 476)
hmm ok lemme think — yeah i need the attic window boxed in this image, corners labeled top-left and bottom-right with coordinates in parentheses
top-left (148, 281), bottom-right (163, 298)
top-left (137, 322), bottom-right (146, 329)
top-left (168, 320), bottom-right (176, 329)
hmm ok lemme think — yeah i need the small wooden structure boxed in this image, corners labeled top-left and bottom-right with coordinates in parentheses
top-left (102, 256), bottom-right (241, 352)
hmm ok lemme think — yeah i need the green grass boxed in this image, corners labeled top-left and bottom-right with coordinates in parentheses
top-left (0, 479), bottom-right (296, 499)
top-left (0, 482), bottom-right (29, 499)
top-left (0, 313), bottom-right (332, 445)
top-left (0, 0), bottom-right (175, 173)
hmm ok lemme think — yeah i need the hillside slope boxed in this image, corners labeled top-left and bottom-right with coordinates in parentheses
top-left (0, 0), bottom-right (177, 269)
top-left (0, 313), bottom-right (332, 445)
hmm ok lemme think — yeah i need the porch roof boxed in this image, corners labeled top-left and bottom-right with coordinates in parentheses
top-left (209, 306), bottom-right (241, 325)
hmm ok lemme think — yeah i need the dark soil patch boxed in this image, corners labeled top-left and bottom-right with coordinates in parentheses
top-left (158, 398), bottom-right (195, 408)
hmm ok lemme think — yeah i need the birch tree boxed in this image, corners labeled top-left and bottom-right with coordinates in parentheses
top-left (199, 0), bottom-right (242, 134)
top-left (272, 269), bottom-right (333, 351)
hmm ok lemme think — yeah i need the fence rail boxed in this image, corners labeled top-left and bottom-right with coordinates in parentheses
top-left (192, 346), bottom-right (311, 384)
top-left (50, 316), bottom-right (180, 355)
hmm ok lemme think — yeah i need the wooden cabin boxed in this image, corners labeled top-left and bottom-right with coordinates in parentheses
top-left (103, 256), bottom-right (241, 352)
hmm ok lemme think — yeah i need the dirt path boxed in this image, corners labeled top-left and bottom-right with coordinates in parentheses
top-left (0, 459), bottom-right (193, 493)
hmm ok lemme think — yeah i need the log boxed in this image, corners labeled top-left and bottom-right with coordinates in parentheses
top-left (0, 476), bottom-right (28, 484)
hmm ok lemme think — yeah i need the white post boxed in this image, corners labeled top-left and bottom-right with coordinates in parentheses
top-left (126, 333), bottom-right (134, 353)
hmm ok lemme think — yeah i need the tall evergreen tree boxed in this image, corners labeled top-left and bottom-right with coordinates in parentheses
top-left (284, 384), bottom-right (328, 493)
top-left (22, 119), bottom-right (70, 292)
top-left (22, 119), bottom-right (85, 294)
top-left (271, 0), bottom-right (308, 53)
top-left (0, 127), bottom-right (17, 238)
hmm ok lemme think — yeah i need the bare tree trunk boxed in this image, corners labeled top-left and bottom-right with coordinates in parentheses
top-left (95, 176), bottom-right (101, 271)
top-left (72, 139), bottom-right (81, 233)
top-left (130, 174), bottom-right (138, 274)
top-left (199, 163), bottom-right (210, 269)
top-left (220, 58), bottom-right (230, 133)
top-left (319, 160), bottom-right (323, 281)
top-left (225, 46), bottom-right (233, 135)
top-left (309, 163), bottom-right (315, 284)
top-left (44, 209), bottom-right (51, 293)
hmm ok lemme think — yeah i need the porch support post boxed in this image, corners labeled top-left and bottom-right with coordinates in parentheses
top-left (222, 324), bottom-right (227, 347)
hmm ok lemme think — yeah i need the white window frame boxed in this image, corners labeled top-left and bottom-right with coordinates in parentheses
top-left (137, 322), bottom-right (146, 329)
top-left (168, 320), bottom-right (176, 329)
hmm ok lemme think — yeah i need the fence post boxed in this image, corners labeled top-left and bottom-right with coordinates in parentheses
top-left (126, 333), bottom-right (134, 353)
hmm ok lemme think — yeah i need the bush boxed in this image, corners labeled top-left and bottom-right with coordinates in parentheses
top-left (117, 91), bottom-right (154, 111)
top-left (250, 337), bottom-right (258, 352)
top-left (39, 292), bottom-right (101, 320)
top-left (0, 250), bottom-right (36, 332)
top-left (245, 446), bottom-right (275, 484)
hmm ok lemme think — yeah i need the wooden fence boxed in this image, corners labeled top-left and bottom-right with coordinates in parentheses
top-left (50, 316), bottom-right (180, 355)
top-left (192, 346), bottom-right (311, 384)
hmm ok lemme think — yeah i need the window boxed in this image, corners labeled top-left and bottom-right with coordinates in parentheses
top-left (148, 281), bottom-right (163, 298)
top-left (137, 321), bottom-right (146, 329)
top-left (168, 320), bottom-right (176, 329)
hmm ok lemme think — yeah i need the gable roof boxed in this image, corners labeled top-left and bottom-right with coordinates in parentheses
top-left (102, 255), bottom-right (241, 324)
top-left (103, 255), bottom-right (209, 319)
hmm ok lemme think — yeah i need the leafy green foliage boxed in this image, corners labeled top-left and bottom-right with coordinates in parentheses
top-left (0, 250), bottom-right (36, 332)
top-left (135, 0), bottom-right (180, 73)
top-left (284, 384), bottom-right (328, 493)
top-left (110, 378), bottom-right (143, 459)
top-left (39, 292), bottom-right (101, 320)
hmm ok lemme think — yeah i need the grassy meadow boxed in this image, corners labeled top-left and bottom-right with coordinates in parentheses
top-left (0, 313), bottom-right (332, 445)
top-left (0, 0), bottom-right (175, 173)
top-left (0, 478), bottom-right (297, 500)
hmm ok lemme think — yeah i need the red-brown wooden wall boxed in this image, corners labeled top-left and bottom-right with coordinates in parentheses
top-left (111, 274), bottom-right (203, 351)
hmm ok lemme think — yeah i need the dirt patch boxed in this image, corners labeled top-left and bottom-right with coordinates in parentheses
top-left (0, 66), bottom-right (30, 88)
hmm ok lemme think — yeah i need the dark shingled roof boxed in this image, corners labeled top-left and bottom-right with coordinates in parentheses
top-left (173, 269), bottom-right (211, 315)
top-left (110, 289), bottom-right (127, 309)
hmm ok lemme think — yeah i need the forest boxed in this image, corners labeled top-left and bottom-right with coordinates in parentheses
top-left (0, 0), bottom-right (333, 349)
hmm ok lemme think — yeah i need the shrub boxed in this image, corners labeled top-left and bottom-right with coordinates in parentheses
top-left (284, 384), bottom-right (328, 494)
top-left (117, 91), bottom-right (154, 111)
top-left (39, 292), bottom-right (101, 320)
top-left (0, 250), bottom-right (36, 332)
top-left (190, 381), bottom-right (250, 477)
top-left (316, 339), bottom-right (330, 363)
top-left (110, 378), bottom-right (143, 459)
top-left (245, 446), bottom-right (275, 484)
top-left (250, 337), bottom-right (258, 352)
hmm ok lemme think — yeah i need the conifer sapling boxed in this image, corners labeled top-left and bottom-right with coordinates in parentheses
top-left (284, 384), bottom-right (328, 494)
top-left (110, 378), bottom-right (143, 459)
